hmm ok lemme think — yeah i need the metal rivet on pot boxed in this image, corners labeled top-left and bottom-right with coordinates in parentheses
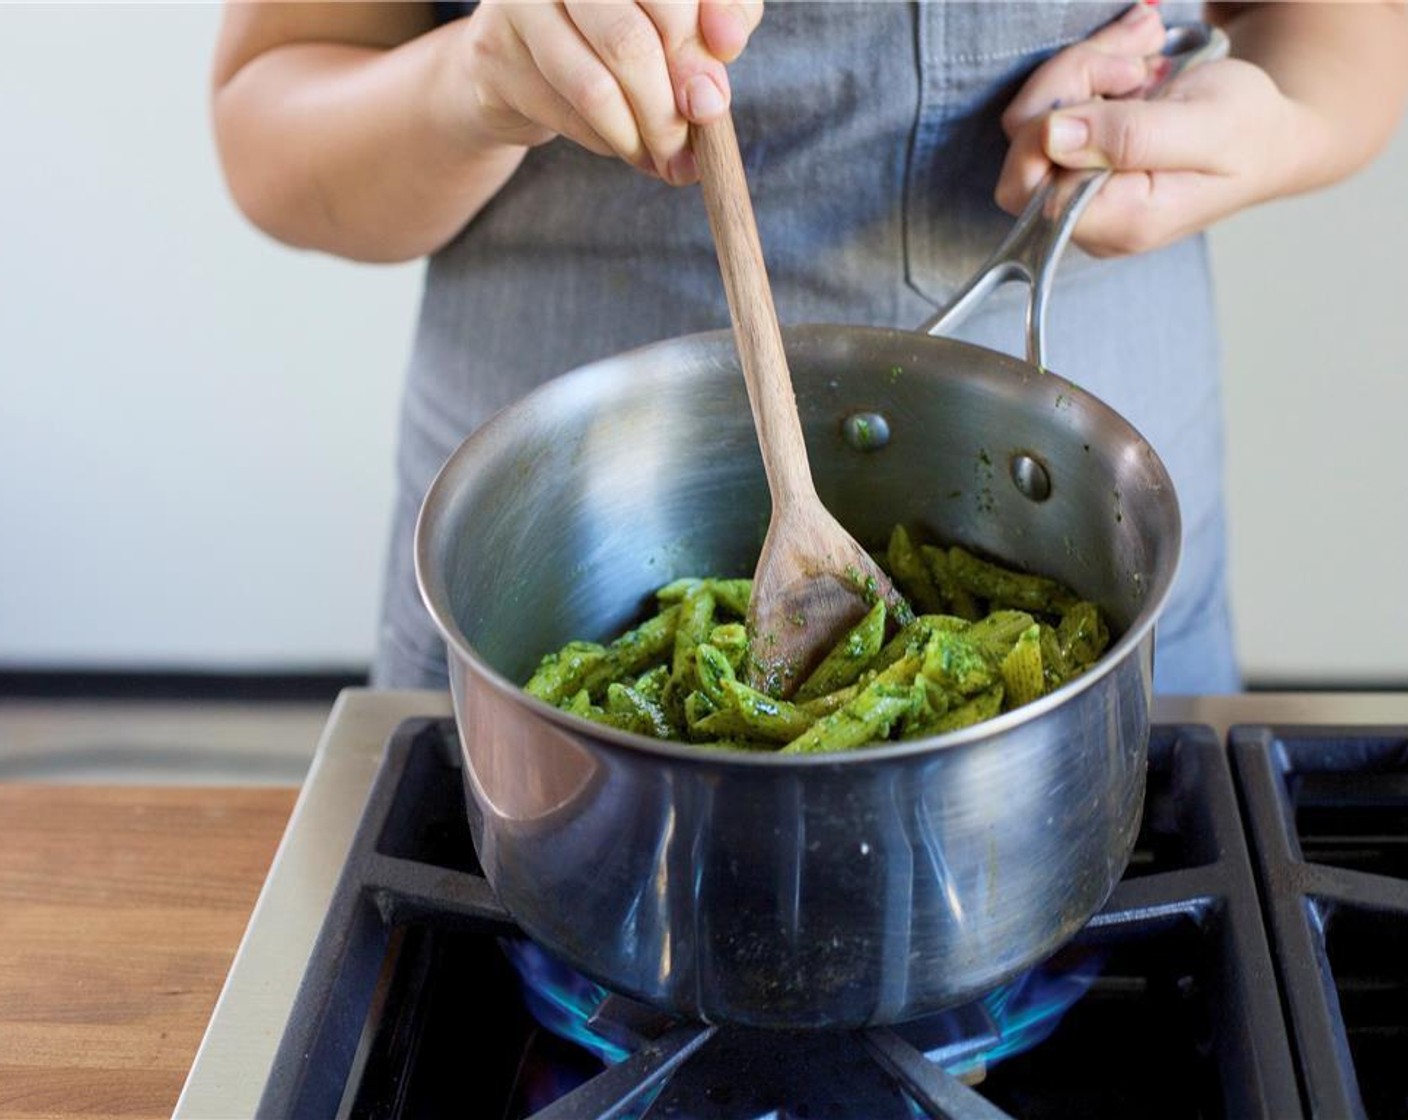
top-left (841, 412), bottom-right (890, 452)
top-left (1010, 453), bottom-right (1052, 502)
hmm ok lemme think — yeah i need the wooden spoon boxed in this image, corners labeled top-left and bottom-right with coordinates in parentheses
top-left (692, 113), bottom-right (908, 698)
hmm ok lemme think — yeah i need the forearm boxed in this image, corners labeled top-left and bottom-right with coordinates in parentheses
top-left (1208, 1), bottom-right (1408, 195)
top-left (214, 17), bottom-right (524, 263)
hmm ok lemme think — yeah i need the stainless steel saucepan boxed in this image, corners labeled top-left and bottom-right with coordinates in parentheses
top-left (415, 24), bottom-right (1224, 1029)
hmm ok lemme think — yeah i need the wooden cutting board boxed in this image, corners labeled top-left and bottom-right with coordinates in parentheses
top-left (0, 784), bottom-right (295, 1119)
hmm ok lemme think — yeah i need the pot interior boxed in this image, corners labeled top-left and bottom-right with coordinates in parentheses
top-left (417, 325), bottom-right (1180, 690)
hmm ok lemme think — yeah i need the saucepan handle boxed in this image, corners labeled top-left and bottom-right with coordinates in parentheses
top-left (916, 21), bottom-right (1230, 368)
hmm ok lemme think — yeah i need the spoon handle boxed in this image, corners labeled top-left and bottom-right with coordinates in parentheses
top-left (693, 114), bottom-right (816, 510)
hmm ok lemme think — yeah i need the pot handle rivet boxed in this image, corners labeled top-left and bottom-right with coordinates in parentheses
top-left (1010, 453), bottom-right (1052, 502)
top-left (842, 412), bottom-right (891, 452)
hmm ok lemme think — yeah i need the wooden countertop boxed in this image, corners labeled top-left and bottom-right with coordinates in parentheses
top-left (0, 784), bottom-right (297, 1120)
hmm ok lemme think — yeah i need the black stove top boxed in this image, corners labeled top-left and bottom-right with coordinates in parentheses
top-left (255, 718), bottom-right (1408, 1119)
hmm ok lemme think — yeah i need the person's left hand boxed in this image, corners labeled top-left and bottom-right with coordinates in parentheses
top-left (995, 3), bottom-right (1307, 258)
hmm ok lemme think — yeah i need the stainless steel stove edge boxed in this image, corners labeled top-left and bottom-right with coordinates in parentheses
top-left (173, 688), bottom-right (451, 1120)
top-left (1153, 691), bottom-right (1408, 740)
top-left (171, 688), bottom-right (1408, 1118)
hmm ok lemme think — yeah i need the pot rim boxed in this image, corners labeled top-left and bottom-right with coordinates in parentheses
top-left (415, 324), bottom-right (1181, 768)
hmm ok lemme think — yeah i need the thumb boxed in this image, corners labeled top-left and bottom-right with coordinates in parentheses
top-left (666, 1), bottom-right (763, 123)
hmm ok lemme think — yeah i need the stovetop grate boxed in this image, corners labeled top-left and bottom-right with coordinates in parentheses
top-left (1231, 727), bottom-right (1408, 1120)
top-left (254, 718), bottom-right (1321, 1119)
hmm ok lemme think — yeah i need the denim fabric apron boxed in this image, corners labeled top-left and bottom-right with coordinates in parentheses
top-left (375, 0), bottom-right (1240, 695)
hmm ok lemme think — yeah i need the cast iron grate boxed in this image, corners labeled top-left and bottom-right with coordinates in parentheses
top-left (258, 719), bottom-right (1302, 1119)
top-left (1231, 727), bottom-right (1408, 1120)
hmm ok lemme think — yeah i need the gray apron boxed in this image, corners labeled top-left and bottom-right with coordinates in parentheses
top-left (374, 0), bottom-right (1240, 694)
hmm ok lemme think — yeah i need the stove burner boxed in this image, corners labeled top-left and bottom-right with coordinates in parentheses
top-left (503, 937), bottom-right (1102, 1089)
top-left (256, 719), bottom-right (1333, 1119)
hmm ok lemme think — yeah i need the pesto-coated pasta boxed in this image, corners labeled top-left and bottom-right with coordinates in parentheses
top-left (885, 525), bottom-right (945, 615)
top-left (523, 524), bottom-right (1115, 753)
top-left (793, 600), bottom-right (886, 702)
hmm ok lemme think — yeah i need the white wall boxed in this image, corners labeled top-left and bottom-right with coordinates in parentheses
top-left (1, 5), bottom-right (1405, 685)
top-left (1212, 119), bottom-right (1408, 686)
top-left (0, 4), bottom-right (420, 670)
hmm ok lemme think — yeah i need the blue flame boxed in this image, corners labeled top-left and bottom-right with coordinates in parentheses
top-left (505, 936), bottom-right (1104, 1092)
top-left (941, 950), bottom-right (1104, 1078)
top-left (500, 939), bottom-right (630, 1065)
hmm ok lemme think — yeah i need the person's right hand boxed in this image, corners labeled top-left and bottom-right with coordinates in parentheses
top-left (453, 0), bottom-right (763, 186)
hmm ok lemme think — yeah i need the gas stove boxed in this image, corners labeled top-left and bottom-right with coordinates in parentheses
top-left (174, 690), bottom-right (1408, 1118)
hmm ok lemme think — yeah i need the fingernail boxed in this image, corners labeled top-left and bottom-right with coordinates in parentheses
top-left (685, 75), bottom-right (727, 121)
top-left (1121, 2), bottom-right (1154, 22)
top-left (1046, 114), bottom-right (1089, 154)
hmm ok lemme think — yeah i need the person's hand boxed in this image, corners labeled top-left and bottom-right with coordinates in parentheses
top-left (452, 0), bottom-right (763, 186)
top-left (995, 2), bottom-right (1305, 258)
